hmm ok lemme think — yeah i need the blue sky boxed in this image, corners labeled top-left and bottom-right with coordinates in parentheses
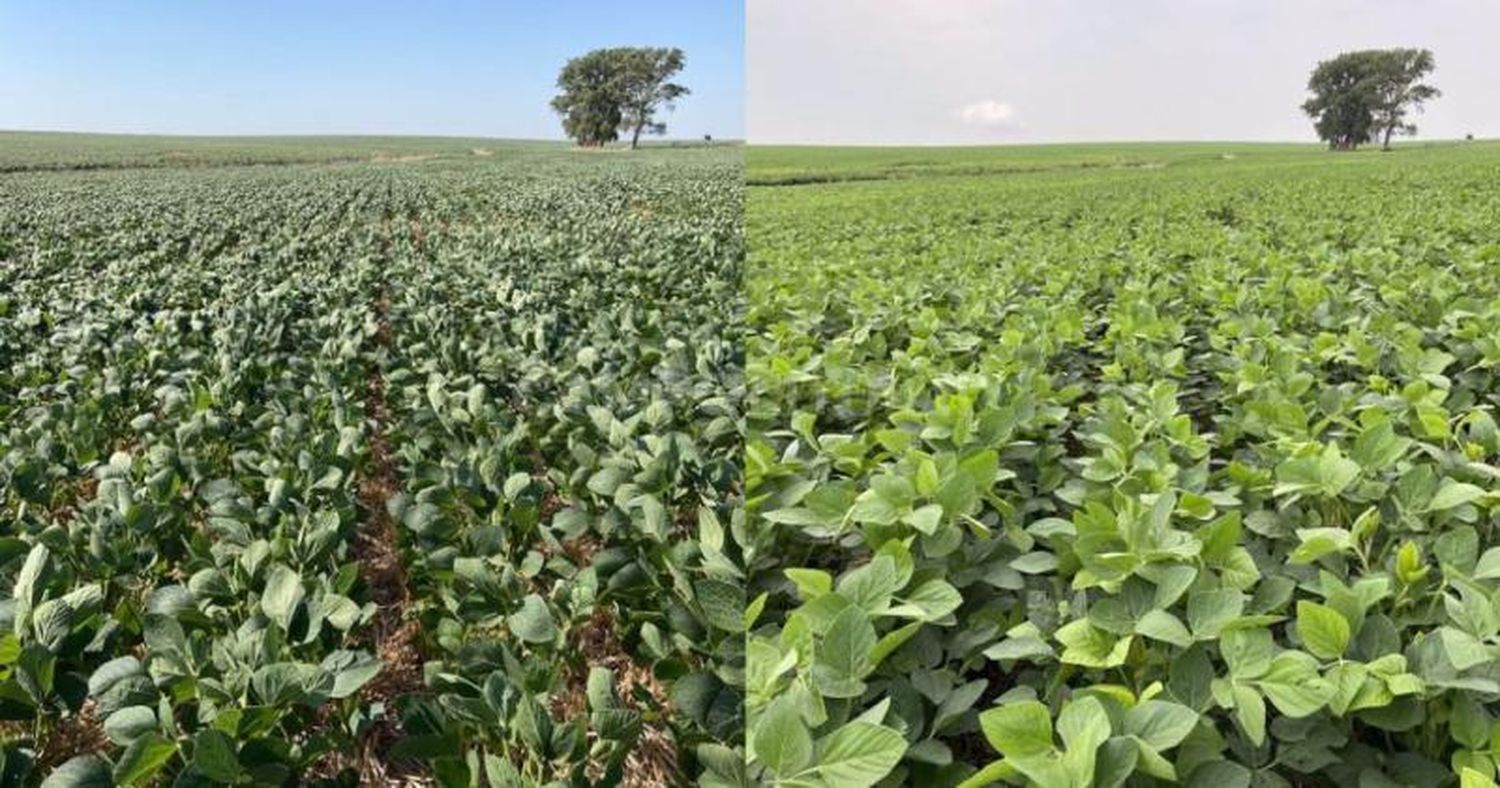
top-left (0, 0), bottom-right (743, 139)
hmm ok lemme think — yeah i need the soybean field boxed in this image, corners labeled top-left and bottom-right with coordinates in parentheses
top-left (746, 142), bottom-right (1500, 787)
top-left (0, 135), bottom-right (743, 786)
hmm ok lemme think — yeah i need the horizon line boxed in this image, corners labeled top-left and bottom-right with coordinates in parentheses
top-left (745, 136), bottom-right (1490, 148)
top-left (0, 129), bottom-right (747, 145)
top-left (0, 128), bottom-right (745, 144)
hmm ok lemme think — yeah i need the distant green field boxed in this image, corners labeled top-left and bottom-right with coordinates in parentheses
top-left (0, 130), bottom-right (736, 173)
top-left (746, 140), bottom-right (1500, 787)
top-left (747, 138), bottom-right (1497, 185)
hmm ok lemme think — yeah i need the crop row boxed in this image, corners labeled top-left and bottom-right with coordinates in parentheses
top-left (372, 161), bottom-right (744, 784)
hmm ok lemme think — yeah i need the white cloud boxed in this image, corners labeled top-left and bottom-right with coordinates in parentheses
top-left (955, 99), bottom-right (1016, 127)
top-left (954, 99), bottom-right (1014, 127)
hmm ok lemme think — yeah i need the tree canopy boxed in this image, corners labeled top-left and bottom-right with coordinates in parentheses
top-left (551, 47), bottom-right (690, 149)
top-left (550, 49), bottom-right (624, 147)
top-left (1302, 48), bottom-right (1440, 151)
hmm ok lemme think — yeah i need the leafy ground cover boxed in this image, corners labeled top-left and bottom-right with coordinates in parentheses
top-left (0, 136), bottom-right (742, 785)
top-left (746, 140), bottom-right (1500, 787)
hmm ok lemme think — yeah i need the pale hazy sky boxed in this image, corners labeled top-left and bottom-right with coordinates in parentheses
top-left (749, 0), bottom-right (1499, 144)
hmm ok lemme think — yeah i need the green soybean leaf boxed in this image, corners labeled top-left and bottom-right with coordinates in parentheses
top-left (754, 699), bottom-right (813, 776)
top-left (956, 760), bottom-right (1015, 788)
top-left (40, 755), bottom-right (113, 788)
top-left (814, 722), bottom-right (906, 788)
top-left (507, 594), bottom-right (558, 644)
top-left (1428, 479), bottom-right (1485, 512)
top-left (1230, 684), bottom-right (1266, 745)
top-left (1290, 528), bottom-right (1352, 565)
top-left (1136, 609), bottom-right (1193, 648)
top-left (1056, 619), bottom-right (1132, 668)
top-left (696, 579), bottom-right (747, 633)
top-left (192, 729), bottom-right (241, 783)
top-left (1186, 761), bottom-right (1253, 788)
top-left (980, 700), bottom-right (1054, 757)
top-left (1297, 601), bottom-right (1351, 660)
top-left (1462, 768), bottom-right (1500, 788)
top-left (261, 564), bottom-right (305, 632)
top-left (113, 733), bottom-right (177, 786)
top-left (1474, 547), bottom-right (1500, 580)
top-left (1352, 421), bottom-right (1410, 471)
top-left (817, 606), bottom-right (876, 693)
top-left (1256, 651), bottom-right (1333, 716)
top-left (1123, 700), bottom-right (1198, 750)
top-left (102, 706), bottom-right (157, 746)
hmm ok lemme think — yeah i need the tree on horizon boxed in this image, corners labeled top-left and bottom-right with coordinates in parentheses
top-left (551, 47), bottom-right (690, 149)
top-left (1302, 48), bottom-right (1440, 151)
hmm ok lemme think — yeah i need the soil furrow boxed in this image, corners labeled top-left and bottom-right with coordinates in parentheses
top-left (347, 214), bottom-right (429, 783)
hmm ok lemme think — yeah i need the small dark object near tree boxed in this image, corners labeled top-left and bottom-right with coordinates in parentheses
top-left (1302, 48), bottom-right (1440, 151)
top-left (552, 47), bottom-right (690, 149)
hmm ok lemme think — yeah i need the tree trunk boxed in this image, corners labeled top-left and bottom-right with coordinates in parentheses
top-left (630, 121), bottom-right (644, 150)
top-left (1382, 124), bottom-right (1394, 151)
